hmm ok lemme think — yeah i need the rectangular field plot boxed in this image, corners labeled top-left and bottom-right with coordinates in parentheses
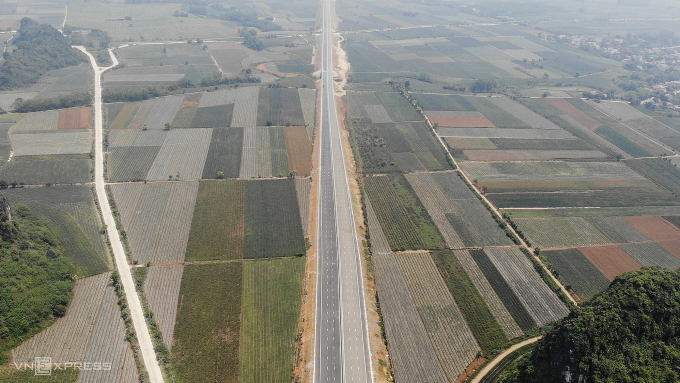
top-left (10, 130), bottom-right (92, 156)
top-left (244, 179), bottom-right (306, 258)
top-left (624, 158), bottom-right (680, 196)
top-left (488, 97), bottom-right (562, 130)
top-left (109, 130), bottom-right (139, 147)
top-left (438, 127), bottom-right (574, 140)
top-left (542, 249), bottom-right (611, 300)
top-left (10, 110), bottom-right (59, 132)
top-left (284, 126), bottom-right (313, 176)
top-left (411, 93), bottom-right (477, 111)
top-left (107, 102), bottom-right (140, 130)
top-left (372, 253), bottom-right (449, 383)
top-left (128, 99), bottom-right (156, 130)
top-left (620, 242), bottom-right (680, 269)
top-left (142, 95), bottom-right (185, 130)
top-left (376, 92), bottom-right (423, 122)
top-left (483, 248), bottom-right (569, 326)
top-left (57, 107), bottom-right (92, 130)
top-left (578, 245), bottom-right (642, 281)
top-left (145, 128), bottom-right (212, 181)
top-left (256, 88), bottom-right (305, 127)
top-left (108, 146), bottom-right (160, 182)
top-left (460, 161), bottom-right (646, 183)
top-left (364, 174), bottom-right (442, 251)
top-left (383, 121), bottom-right (451, 171)
top-left (513, 217), bottom-right (611, 248)
top-left (0, 155), bottom-right (91, 185)
top-left (584, 216), bottom-right (650, 243)
top-left (622, 216), bottom-right (680, 241)
top-left (201, 128), bottom-right (243, 179)
top-left (191, 104), bottom-right (234, 128)
top-left (394, 252), bottom-right (480, 380)
top-left (144, 265), bottom-right (183, 350)
top-left (298, 88), bottom-right (317, 127)
top-left (172, 262), bottom-right (242, 383)
top-left (594, 123), bottom-right (668, 158)
top-left (463, 149), bottom-right (607, 161)
top-left (185, 180), bottom-right (245, 261)
top-left (231, 87), bottom-right (259, 128)
top-left (240, 257), bottom-right (305, 382)
top-left (111, 182), bottom-right (199, 264)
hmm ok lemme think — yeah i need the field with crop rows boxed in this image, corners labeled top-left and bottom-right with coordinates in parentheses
top-left (542, 249), bottom-right (611, 300)
top-left (365, 194), bottom-right (392, 255)
top-left (620, 242), bottom-right (680, 269)
top-left (144, 265), bottom-right (183, 350)
top-left (295, 178), bottom-right (311, 238)
top-left (624, 158), bottom-right (680, 196)
top-left (108, 146), bottom-right (160, 182)
top-left (10, 130), bottom-right (92, 156)
top-left (109, 130), bottom-right (138, 147)
top-left (141, 95), bottom-right (184, 130)
top-left (363, 175), bottom-right (442, 251)
top-left (513, 217), bottom-right (611, 248)
top-left (372, 253), bottom-right (449, 383)
top-left (57, 107), bottom-right (92, 130)
top-left (622, 215), bottom-right (680, 241)
top-left (271, 127), bottom-right (290, 177)
top-left (240, 127), bottom-right (257, 178)
top-left (0, 368), bottom-right (80, 382)
top-left (594, 123), bottom-right (668, 157)
top-left (0, 155), bottom-right (91, 185)
top-left (257, 88), bottom-right (305, 127)
top-left (461, 161), bottom-right (645, 183)
top-left (626, 117), bottom-right (680, 151)
top-left (107, 102), bottom-right (140, 130)
top-left (298, 88), bottom-right (317, 128)
top-left (395, 252), bottom-right (480, 380)
top-left (240, 257), bottom-right (305, 382)
top-left (192, 105), bottom-right (234, 128)
top-left (3, 186), bottom-right (108, 277)
top-left (127, 99), bottom-right (156, 130)
top-left (376, 92), bottom-right (422, 122)
top-left (172, 262), bottom-right (242, 383)
top-left (201, 128), bottom-right (243, 179)
top-left (584, 216), bottom-right (649, 243)
top-left (231, 87), bottom-right (259, 128)
top-left (145, 128), bottom-right (211, 181)
top-left (244, 179), bottom-right (306, 258)
top-left (285, 126), bottom-right (313, 176)
top-left (255, 127), bottom-right (272, 178)
top-left (484, 248), bottom-right (569, 326)
top-left (489, 97), bottom-right (562, 130)
top-left (111, 182), bottom-right (198, 264)
top-left (578, 245), bottom-right (642, 281)
top-left (185, 180), bottom-right (245, 261)
top-left (412, 94), bottom-right (477, 111)
top-left (10, 110), bottom-right (60, 132)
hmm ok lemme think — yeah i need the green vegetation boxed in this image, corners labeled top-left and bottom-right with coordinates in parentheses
top-left (364, 174), bottom-right (442, 251)
top-left (172, 262), bottom-right (242, 383)
top-left (0, 367), bottom-right (80, 382)
top-left (256, 88), bottom-right (305, 127)
top-left (431, 251), bottom-right (508, 354)
top-left (0, 203), bottom-right (77, 364)
top-left (349, 118), bottom-right (400, 174)
top-left (0, 18), bottom-right (86, 90)
top-left (185, 180), bottom-right (245, 261)
top-left (624, 158), bottom-right (680, 196)
top-left (270, 127), bottom-right (290, 178)
top-left (240, 257), bottom-right (305, 382)
top-left (12, 92), bottom-right (93, 113)
top-left (108, 146), bottom-right (160, 182)
top-left (542, 249), bottom-right (611, 300)
top-left (501, 268), bottom-right (680, 383)
top-left (244, 179), bottom-right (306, 258)
top-left (594, 125), bottom-right (652, 157)
top-left (191, 104), bottom-right (234, 128)
top-left (479, 343), bottom-right (536, 383)
top-left (0, 155), bottom-right (92, 185)
top-left (202, 128), bottom-right (243, 179)
top-left (470, 250), bottom-right (536, 332)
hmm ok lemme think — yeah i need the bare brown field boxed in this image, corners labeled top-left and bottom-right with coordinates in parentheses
top-left (623, 216), bottom-right (680, 241)
top-left (578, 245), bottom-right (643, 281)
top-left (464, 150), bottom-right (606, 161)
top-left (58, 107), bottom-right (92, 130)
top-left (429, 116), bottom-right (495, 128)
top-left (547, 98), bottom-right (600, 130)
top-left (285, 126), bottom-right (313, 176)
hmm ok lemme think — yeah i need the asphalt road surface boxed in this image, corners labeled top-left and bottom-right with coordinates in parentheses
top-left (314, 0), bottom-right (373, 382)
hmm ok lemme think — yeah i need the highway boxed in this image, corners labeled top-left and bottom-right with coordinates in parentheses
top-left (314, 0), bottom-right (373, 382)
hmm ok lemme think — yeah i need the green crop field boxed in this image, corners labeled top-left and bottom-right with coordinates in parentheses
top-left (543, 249), bottom-right (611, 300)
top-left (594, 125), bottom-right (655, 158)
top-left (0, 155), bottom-right (91, 185)
top-left (201, 128), bottom-right (243, 179)
top-left (191, 104), bottom-right (234, 128)
top-left (185, 180), bottom-right (245, 261)
top-left (172, 262), bottom-right (242, 383)
top-left (0, 367), bottom-right (79, 382)
top-left (270, 127), bottom-right (290, 177)
top-left (624, 158), bottom-right (680, 196)
top-left (513, 217), bottom-right (611, 248)
top-left (3, 186), bottom-right (108, 277)
top-left (469, 250), bottom-right (536, 332)
top-left (431, 251), bottom-right (508, 353)
top-left (108, 146), bottom-right (160, 182)
top-left (244, 179), bottom-right (306, 259)
top-left (350, 118), bottom-right (400, 174)
top-left (363, 174), bottom-right (442, 251)
top-left (256, 88), bottom-right (305, 127)
top-left (376, 92), bottom-right (423, 122)
top-left (240, 257), bottom-right (305, 382)
top-left (411, 93), bottom-right (477, 111)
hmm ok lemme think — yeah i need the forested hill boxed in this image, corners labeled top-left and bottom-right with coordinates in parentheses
top-left (502, 268), bottom-right (680, 383)
top-left (0, 18), bottom-right (86, 90)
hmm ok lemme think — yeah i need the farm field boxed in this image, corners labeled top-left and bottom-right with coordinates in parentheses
top-left (0, 155), bottom-right (91, 185)
top-left (512, 217), bottom-right (612, 248)
top-left (9, 130), bottom-right (92, 156)
top-left (111, 181), bottom-right (199, 264)
top-left (542, 249), bottom-right (611, 300)
top-left (143, 265), bottom-right (183, 350)
top-left (2, 186), bottom-right (109, 277)
top-left (578, 245), bottom-right (643, 281)
top-left (201, 128), bottom-right (243, 179)
top-left (285, 126), bottom-right (313, 176)
top-left (57, 107), bottom-right (92, 130)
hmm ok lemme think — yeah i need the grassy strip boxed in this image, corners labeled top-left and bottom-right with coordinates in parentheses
top-left (172, 262), bottom-right (242, 383)
top-left (431, 251), bottom-right (508, 355)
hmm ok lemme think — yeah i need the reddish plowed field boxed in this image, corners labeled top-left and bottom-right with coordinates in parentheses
top-left (623, 216), bottom-right (680, 241)
top-left (284, 126), bottom-right (312, 176)
top-left (547, 98), bottom-right (601, 130)
top-left (181, 101), bottom-right (198, 108)
top-left (658, 239), bottom-right (680, 260)
top-left (429, 116), bottom-right (495, 128)
top-left (57, 107), bottom-right (92, 130)
top-left (579, 245), bottom-right (642, 281)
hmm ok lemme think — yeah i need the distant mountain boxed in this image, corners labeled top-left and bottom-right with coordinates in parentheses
top-left (502, 268), bottom-right (680, 383)
top-left (0, 17), bottom-right (86, 90)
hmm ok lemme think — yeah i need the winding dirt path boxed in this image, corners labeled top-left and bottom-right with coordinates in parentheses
top-left (470, 336), bottom-right (542, 383)
top-left (76, 46), bottom-right (165, 383)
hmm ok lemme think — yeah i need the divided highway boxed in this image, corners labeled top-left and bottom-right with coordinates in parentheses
top-left (314, 0), bottom-right (373, 381)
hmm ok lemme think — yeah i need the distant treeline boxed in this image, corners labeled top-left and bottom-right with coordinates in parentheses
top-left (12, 92), bottom-right (93, 113)
top-left (0, 18), bottom-right (86, 90)
top-left (102, 75), bottom-right (260, 103)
